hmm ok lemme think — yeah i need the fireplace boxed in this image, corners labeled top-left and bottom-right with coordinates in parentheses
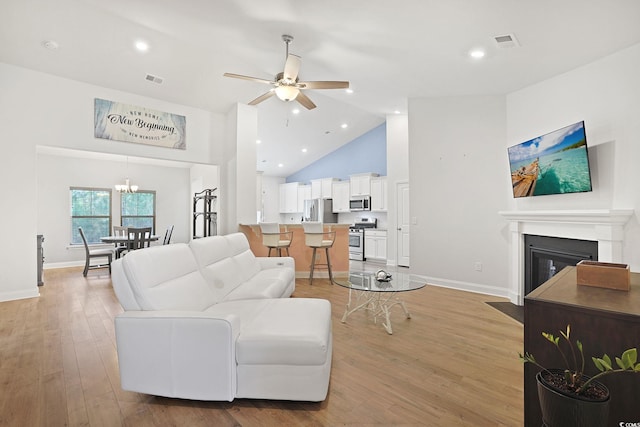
top-left (499, 209), bottom-right (633, 305)
top-left (524, 234), bottom-right (598, 295)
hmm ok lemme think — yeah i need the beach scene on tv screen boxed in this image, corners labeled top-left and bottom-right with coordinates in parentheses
top-left (508, 121), bottom-right (592, 198)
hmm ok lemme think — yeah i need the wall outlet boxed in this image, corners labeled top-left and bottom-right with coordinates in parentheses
top-left (474, 262), bottom-right (483, 272)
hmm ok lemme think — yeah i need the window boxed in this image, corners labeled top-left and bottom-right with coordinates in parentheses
top-left (71, 187), bottom-right (112, 244)
top-left (121, 191), bottom-right (156, 232)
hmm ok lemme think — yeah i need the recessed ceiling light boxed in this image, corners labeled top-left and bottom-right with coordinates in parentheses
top-left (345, 89), bottom-right (354, 94)
top-left (256, 139), bottom-right (262, 144)
top-left (135, 40), bottom-right (149, 52)
top-left (301, 148), bottom-right (307, 153)
top-left (41, 40), bottom-right (59, 50)
top-left (394, 110), bottom-right (401, 114)
top-left (278, 163), bottom-right (284, 168)
top-left (469, 49), bottom-right (485, 59)
top-left (341, 123), bottom-right (348, 129)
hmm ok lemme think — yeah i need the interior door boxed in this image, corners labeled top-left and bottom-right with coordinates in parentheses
top-left (396, 181), bottom-right (410, 267)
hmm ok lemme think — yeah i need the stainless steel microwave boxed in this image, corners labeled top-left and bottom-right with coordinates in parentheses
top-left (349, 196), bottom-right (371, 211)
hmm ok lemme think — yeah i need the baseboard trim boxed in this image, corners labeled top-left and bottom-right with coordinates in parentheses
top-left (0, 288), bottom-right (40, 303)
top-left (412, 274), bottom-right (511, 300)
top-left (44, 261), bottom-right (84, 270)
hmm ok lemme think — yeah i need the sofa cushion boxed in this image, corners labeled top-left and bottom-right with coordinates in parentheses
top-left (235, 298), bottom-right (332, 366)
top-left (120, 243), bottom-right (217, 311)
top-left (224, 268), bottom-right (294, 300)
top-left (190, 233), bottom-right (262, 298)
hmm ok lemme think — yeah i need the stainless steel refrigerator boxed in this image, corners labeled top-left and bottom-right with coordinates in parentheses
top-left (303, 198), bottom-right (338, 223)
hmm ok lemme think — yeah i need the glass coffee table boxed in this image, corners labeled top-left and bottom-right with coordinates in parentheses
top-left (335, 271), bottom-right (426, 334)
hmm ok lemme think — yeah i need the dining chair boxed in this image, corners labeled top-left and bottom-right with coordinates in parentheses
top-left (78, 227), bottom-right (113, 277)
top-left (162, 225), bottom-right (174, 245)
top-left (259, 222), bottom-right (293, 256)
top-left (127, 227), bottom-right (153, 252)
top-left (113, 225), bottom-right (128, 259)
top-left (303, 222), bottom-right (336, 285)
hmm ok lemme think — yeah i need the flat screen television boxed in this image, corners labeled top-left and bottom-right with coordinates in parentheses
top-left (508, 121), bottom-right (592, 198)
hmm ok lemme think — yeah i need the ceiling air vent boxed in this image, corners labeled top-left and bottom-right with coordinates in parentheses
top-left (493, 33), bottom-right (520, 49)
top-left (145, 73), bottom-right (164, 84)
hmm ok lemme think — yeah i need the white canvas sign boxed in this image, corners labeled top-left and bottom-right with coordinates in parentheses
top-left (94, 98), bottom-right (186, 149)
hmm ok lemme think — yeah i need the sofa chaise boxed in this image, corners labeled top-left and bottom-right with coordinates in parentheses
top-left (110, 232), bottom-right (332, 402)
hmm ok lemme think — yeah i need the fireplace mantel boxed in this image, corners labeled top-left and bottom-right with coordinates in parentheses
top-left (499, 209), bottom-right (634, 226)
top-left (499, 209), bottom-right (634, 305)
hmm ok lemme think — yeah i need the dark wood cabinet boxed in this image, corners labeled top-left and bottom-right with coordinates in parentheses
top-left (524, 266), bottom-right (640, 426)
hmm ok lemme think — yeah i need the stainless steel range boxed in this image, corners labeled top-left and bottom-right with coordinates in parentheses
top-left (349, 219), bottom-right (377, 261)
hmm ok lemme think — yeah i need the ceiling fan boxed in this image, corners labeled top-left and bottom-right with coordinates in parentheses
top-left (223, 35), bottom-right (349, 110)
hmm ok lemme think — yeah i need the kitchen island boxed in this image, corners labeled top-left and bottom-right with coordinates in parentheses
top-left (239, 223), bottom-right (350, 279)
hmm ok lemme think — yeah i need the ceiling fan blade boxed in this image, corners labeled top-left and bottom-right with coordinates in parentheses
top-left (298, 81), bottom-right (350, 90)
top-left (248, 90), bottom-right (275, 106)
top-left (295, 91), bottom-right (317, 110)
top-left (283, 54), bottom-right (301, 82)
top-left (223, 72), bottom-right (273, 85)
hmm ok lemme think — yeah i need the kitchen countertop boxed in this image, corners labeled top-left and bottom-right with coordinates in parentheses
top-left (240, 223), bottom-right (350, 228)
top-left (238, 224), bottom-right (350, 277)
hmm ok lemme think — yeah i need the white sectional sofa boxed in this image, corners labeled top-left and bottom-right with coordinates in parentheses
top-left (110, 232), bottom-right (332, 402)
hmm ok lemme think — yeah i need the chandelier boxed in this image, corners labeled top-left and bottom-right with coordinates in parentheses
top-left (115, 157), bottom-right (138, 193)
top-left (115, 178), bottom-right (138, 193)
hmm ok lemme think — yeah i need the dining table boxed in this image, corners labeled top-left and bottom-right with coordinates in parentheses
top-left (100, 235), bottom-right (161, 244)
top-left (100, 234), bottom-right (161, 258)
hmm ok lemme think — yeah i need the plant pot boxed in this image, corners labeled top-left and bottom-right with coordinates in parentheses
top-left (536, 369), bottom-right (610, 427)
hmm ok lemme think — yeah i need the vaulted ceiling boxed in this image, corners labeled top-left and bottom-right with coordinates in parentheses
top-left (2, 0), bottom-right (640, 176)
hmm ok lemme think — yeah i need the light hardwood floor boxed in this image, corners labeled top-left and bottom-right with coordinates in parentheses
top-left (0, 267), bottom-right (524, 426)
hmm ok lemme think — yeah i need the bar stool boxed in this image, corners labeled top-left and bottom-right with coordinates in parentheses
top-left (259, 222), bottom-right (293, 256)
top-left (303, 222), bottom-right (336, 285)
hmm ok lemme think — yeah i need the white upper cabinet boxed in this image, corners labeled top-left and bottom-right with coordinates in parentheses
top-left (279, 182), bottom-right (301, 213)
top-left (311, 178), bottom-right (339, 199)
top-left (332, 181), bottom-right (351, 212)
top-left (350, 173), bottom-right (378, 197)
top-left (298, 184), bottom-right (311, 212)
top-left (370, 176), bottom-right (387, 211)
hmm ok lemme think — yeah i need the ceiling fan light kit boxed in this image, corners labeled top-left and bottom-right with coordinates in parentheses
top-left (224, 34), bottom-right (349, 110)
top-left (275, 84), bottom-right (299, 101)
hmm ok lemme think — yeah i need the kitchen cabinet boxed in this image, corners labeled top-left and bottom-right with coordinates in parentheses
top-left (370, 176), bottom-right (387, 211)
top-left (332, 181), bottom-right (350, 213)
top-left (350, 173), bottom-right (378, 197)
top-left (279, 182), bottom-right (301, 213)
top-left (364, 229), bottom-right (387, 261)
top-left (297, 184), bottom-right (311, 212)
top-left (311, 178), bottom-right (338, 199)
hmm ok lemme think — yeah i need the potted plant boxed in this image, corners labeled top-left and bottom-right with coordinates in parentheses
top-left (519, 324), bottom-right (639, 427)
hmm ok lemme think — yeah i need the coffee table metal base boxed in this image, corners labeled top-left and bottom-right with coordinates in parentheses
top-left (341, 288), bottom-right (411, 334)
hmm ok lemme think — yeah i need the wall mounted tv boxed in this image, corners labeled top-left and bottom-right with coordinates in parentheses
top-left (508, 121), bottom-right (592, 198)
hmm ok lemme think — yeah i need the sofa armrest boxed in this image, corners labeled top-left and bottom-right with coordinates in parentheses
top-left (115, 310), bottom-right (240, 401)
top-left (257, 256), bottom-right (295, 270)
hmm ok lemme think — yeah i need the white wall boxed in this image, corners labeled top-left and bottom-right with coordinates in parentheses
top-left (507, 42), bottom-right (640, 270)
top-left (0, 62), bottom-right (224, 302)
top-left (407, 42), bottom-right (640, 298)
top-left (408, 95), bottom-right (509, 297)
top-left (261, 175), bottom-right (285, 222)
top-left (38, 153), bottom-right (192, 265)
top-left (221, 103), bottom-right (258, 234)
